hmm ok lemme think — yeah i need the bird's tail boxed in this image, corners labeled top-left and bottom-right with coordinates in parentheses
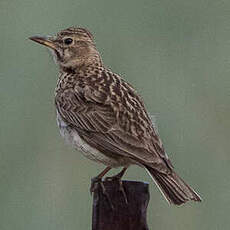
top-left (145, 166), bottom-right (202, 205)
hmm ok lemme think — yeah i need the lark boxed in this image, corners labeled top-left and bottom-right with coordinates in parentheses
top-left (30, 27), bottom-right (201, 205)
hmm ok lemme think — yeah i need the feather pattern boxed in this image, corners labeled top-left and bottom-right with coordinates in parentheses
top-left (55, 67), bottom-right (172, 173)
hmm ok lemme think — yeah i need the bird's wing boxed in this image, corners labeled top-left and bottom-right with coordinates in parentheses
top-left (55, 70), bottom-right (172, 172)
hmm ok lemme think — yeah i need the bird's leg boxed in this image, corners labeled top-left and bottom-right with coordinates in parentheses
top-left (105, 167), bottom-right (128, 181)
top-left (90, 166), bottom-right (111, 194)
top-left (90, 166), bottom-right (114, 209)
top-left (105, 167), bottom-right (128, 204)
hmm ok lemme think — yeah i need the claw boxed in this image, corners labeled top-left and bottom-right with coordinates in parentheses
top-left (100, 182), bottom-right (114, 210)
top-left (90, 177), bottom-right (101, 195)
top-left (105, 176), bottom-right (128, 204)
top-left (119, 180), bottom-right (128, 204)
top-left (104, 167), bottom-right (129, 204)
top-left (90, 167), bottom-right (128, 209)
top-left (90, 177), bottom-right (114, 210)
top-left (90, 167), bottom-right (111, 195)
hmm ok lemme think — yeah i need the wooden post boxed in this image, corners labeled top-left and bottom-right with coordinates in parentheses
top-left (92, 180), bottom-right (150, 230)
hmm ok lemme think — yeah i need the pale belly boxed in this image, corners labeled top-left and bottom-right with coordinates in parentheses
top-left (56, 111), bottom-right (123, 167)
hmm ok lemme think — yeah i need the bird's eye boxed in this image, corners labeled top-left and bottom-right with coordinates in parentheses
top-left (64, 38), bottom-right (73, 45)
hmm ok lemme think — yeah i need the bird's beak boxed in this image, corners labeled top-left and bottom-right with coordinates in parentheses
top-left (29, 36), bottom-right (57, 50)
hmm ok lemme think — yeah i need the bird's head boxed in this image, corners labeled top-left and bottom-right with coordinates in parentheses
top-left (29, 27), bottom-right (101, 71)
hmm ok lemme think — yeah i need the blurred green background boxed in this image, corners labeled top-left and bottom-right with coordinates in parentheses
top-left (1, 0), bottom-right (230, 229)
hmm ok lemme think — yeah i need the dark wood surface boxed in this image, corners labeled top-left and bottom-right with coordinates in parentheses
top-left (92, 180), bottom-right (150, 230)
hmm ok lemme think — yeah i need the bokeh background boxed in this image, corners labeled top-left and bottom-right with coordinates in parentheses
top-left (1, 0), bottom-right (230, 229)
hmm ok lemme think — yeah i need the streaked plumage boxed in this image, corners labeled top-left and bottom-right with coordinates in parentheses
top-left (30, 27), bottom-right (201, 205)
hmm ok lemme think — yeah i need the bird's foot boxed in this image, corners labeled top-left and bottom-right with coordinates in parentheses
top-left (90, 177), bottom-right (114, 210)
top-left (105, 176), bottom-right (128, 204)
top-left (105, 174), bottom-right (122, 182)
top-left (118, 180), bottom-right (128, 204)
top-left (90, 176), bottom-right (101, 195)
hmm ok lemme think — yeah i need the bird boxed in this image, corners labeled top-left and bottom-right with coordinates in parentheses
top-left (29, 27), bottom-right (201, 205)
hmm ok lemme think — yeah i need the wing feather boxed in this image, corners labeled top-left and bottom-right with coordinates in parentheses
top-left (55, 71), bottom-right (172, 173)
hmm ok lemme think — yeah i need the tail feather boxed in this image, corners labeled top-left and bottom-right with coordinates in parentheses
top-left (146, 167), bottom-right (201, 205)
